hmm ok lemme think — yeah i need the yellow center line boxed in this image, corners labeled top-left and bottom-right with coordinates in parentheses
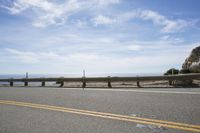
top-left (0, 100), bottom-right (199, 132)
top-left (1, 100), bottom-right (199, 129)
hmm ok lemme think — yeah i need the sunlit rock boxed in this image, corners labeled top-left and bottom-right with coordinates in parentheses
top-left (181, 46), bottom-right (200, 73)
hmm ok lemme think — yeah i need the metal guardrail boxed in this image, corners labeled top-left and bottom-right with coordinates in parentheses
top-left (0, 73), bottom-right (200, 87)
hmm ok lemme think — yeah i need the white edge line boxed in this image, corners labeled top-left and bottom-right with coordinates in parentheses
top-left (2, 87), bottom-right (200, 95)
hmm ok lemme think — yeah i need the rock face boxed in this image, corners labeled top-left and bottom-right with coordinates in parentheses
top-left (182, 46), bottom-right (200, 73)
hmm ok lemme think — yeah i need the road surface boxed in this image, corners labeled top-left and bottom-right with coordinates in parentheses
top-left (0, 87), bottom-right (200, 133)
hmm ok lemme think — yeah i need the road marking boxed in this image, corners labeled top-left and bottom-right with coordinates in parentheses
top-left (51, 88), bottom-right (200, 95)
top-left (0, 100), bottom-right (200, 132)
top-left (1, 87), bottom-right (200, 95)
top-left (86, 89), bottom-right (200, 95)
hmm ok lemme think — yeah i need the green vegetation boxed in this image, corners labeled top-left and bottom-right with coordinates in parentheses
top-left (164, 68), bottom-right (179, 75)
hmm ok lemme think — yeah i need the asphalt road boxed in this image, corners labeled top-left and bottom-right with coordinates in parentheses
top-left (0, 87), bottom-right (200, 133)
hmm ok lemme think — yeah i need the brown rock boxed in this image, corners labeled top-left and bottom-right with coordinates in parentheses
top-left (182, 46), bottom-right (200, 73)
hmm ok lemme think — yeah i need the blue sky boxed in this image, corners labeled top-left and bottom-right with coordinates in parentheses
top-left (0, 0), bottom-right (200, 75)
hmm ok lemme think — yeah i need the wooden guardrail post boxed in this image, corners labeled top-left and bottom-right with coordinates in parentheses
top-left (107, 76), bottom-right (112, 88)
top-left (169, 80), bottom-right (172, 85)
top-left (59, 81), bottom-right (64, 87)
top-left (136, 81), bottom-right (141, 87)
top-left (41, 81), bottom-right (45, 87)
top-left (82, 77), bottom-right (86, 88)
top-left (56, 81), bottom-right (64, 87)
top-left (9, 78), bottom-right (14, 87)
top-left (24, 82), bottom-right (28, 86)
top-left (10, 81), bottom-right (13, 87)
top-left (136, 76), bottom-right (141, 88)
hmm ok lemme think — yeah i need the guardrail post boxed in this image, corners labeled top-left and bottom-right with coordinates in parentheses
top-left (24, 82), bottom-right (28, 86)
top-left (41, 81), bottom-right (45, 87)
top-left (136, 76), bottom-right (141, 88)
top-left (82, 77), bottom-right (86, 88)
top-left (56, 81), bottom-right (64, 87)
top-left (108, 82), bottom-right (112, 88)
top-left (82, 82), bottom-right (86, 88)
top-left (107, 76), bottom-right (112, 88)
top-left (10, 81), bottom-right (13, 87)
top-left (169, 80), bottom-right (172, 85)
top-left (59, 81), bottom-right (64, 87)
top-left (136, 81), bottom-right (141, 88)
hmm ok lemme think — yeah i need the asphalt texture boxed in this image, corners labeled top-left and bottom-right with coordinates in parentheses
top-left (0, 87), bottom-right (200, 133)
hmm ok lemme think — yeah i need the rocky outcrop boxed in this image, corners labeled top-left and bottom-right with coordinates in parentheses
top-left (181, 46), bottom-right (200, 73)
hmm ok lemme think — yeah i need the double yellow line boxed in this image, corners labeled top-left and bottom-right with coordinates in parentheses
top-left (0, 100), bottom-right (199, 132)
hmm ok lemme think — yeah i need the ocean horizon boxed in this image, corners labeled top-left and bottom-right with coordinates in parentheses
top-left (0, 73), bottom-right (163, 79)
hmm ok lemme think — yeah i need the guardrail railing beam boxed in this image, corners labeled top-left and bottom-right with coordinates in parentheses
top-left (0, 73), bottom-right (200, 88)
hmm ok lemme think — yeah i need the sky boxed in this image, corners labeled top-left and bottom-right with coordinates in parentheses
top-left (0, 0), bottom-right (200, 75)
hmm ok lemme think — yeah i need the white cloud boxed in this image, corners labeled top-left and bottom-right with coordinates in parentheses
top-left (4, 43), bottom-right (198, 72)
top-left (92, 15), bottom-right (116, 26)
top-left (139, 10), bottom-right (194, 33)
top-left (127, 45), bottom-right (142, 51)
top-left (75, 20), bottom-right (87, 28)
top-left (2, 0), bottom-right (120, 28)
top-left (5, 48), bottom-right (40, 63)
top-left (160, 35), bottom-right (184, 43)
top-left (1, 0), bottom-right (79, 27)
top-left (160, 35), bottom-right (170, 40)
top-left (2, 1), bottom-right (195, 31)
top-left (1, 0), bottom-right (56, 14)
top-left (89, 9), bottom-right (196, 32)
top-left (5, 48), bottom-right (63, 63)
top-left (118, 10), bottom-right (197, 33)
top-left (96, 0), bottom-right (120, 5)
top-left (2, 49), bottom-right (185, 74)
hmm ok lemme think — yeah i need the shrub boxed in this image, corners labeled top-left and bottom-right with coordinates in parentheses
top-left (164, 68), bottom-right (179, 75)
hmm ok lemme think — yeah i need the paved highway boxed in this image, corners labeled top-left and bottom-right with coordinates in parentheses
top-left (0, 87), bottom-right (200, 133)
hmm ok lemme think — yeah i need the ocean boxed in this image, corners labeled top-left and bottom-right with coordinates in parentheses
top-left (0, 73), bottom-right (162, 79)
